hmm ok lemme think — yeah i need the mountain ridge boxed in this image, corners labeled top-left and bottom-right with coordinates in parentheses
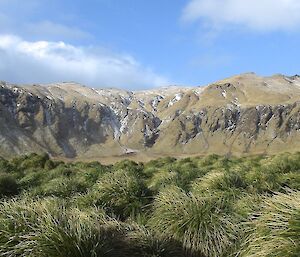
top-left (1, 73), bottom-right (300, 162)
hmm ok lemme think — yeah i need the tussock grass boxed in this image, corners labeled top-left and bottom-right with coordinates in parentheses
top-left (1, 153), bottom-right (300, 256)
top-left (149, 186), bottom-right (239, 257)
top-left (191, 170), bottom-right (246, 197)
top-left (240, 190), bottom-right (300, 257)
top-left (0, 197), bottom-right (186, 257)
top-left (126, 223), bottom-right (185, 257)
top-left (0, 174), bottom-right (19, 196)
top-left (0, 197), bottom-right (128, 257)
top-left (148, 169), bottom-right (179, 192)
top-left (191, 171), bottom-right (225, 193)
top-left (91, 170), bottom-right (149, 219)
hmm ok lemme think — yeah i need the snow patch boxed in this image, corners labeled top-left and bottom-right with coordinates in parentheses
top-left (120, 115), bottom-right (129, 134)
top-left (232, 97), bottom-right (241, 107)
top-left (151, 95), bottom-right (164, 111)
top-left (168, 93), bottom-right (183, 107)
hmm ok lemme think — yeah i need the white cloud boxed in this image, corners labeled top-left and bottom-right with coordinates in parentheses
top-left (0, 0), bottom-right (91, 42)
top-left (0, 34), bottom-right (169, 89)
top-left (182, 0), bottom-right (300, 31)
top-left (24, 21), bottom-right (92, 41)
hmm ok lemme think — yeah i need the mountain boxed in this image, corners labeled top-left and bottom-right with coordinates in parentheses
top-left (1, 73), bottom-right (300, 161)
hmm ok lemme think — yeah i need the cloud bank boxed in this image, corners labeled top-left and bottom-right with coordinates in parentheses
top-left (182, 0), bottom-right (300, 31)
top-left (0, 35), bottom-right (169, 89)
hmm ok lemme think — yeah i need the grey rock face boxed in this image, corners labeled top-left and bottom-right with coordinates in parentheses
top-left (1, 73), bottom-right (300, 159)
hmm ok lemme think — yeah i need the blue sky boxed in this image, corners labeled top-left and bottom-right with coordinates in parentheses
top-left (0, 0), bottom-right (300, 90)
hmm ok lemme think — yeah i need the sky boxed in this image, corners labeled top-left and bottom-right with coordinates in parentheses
top-left (0, 0), bottom-right (300, 90)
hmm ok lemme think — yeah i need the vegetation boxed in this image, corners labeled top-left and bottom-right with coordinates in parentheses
top-left (0, 152), bottom-right (300, 256)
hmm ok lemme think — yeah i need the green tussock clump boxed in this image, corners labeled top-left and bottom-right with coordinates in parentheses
top-left (1, 153), bottom-right (300, 256)
top-left (147, 169), bottom-right (179, 192)
top-left (149, 186), bottom-right (240, 257)
top-left (0, 197), bottom-right (123, 257)
top-left (0, 174), bottom-right (19, 197)
top-left (240, 190), bottom-right (300, 257)
top-left (125, 224), bottom-right (185, 257)
top-left (0, 197), bottom-right (186, 257)
top-left (90, 169), bottom-right (150, 219)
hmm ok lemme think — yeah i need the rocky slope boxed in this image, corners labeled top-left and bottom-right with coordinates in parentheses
top-left (1, 73), bottom-right (300, 160)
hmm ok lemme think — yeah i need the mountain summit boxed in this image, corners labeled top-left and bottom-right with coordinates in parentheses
top-left (1, 73), bottom-right (300, 161)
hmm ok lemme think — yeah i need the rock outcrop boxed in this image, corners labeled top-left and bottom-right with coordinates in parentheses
top-left (1, 73), bottom-right (300, 159)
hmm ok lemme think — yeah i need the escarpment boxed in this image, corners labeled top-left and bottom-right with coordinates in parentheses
top-left (1, 73), bottom-right (300, 159)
